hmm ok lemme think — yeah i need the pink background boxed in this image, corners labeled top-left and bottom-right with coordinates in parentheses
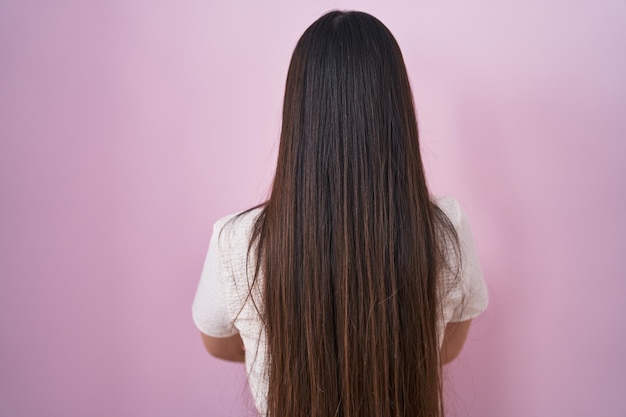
top-left (1, 1), bottom-right (625, 416)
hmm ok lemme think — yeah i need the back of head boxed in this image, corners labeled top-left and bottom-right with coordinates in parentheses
top-left (276, 10), bottom-right (425, 204)
top-left (252, 10), bottom-right (454, 417)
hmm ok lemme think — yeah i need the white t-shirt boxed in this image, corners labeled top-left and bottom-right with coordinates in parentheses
top-left (192, 196), bottom-right (488, 415)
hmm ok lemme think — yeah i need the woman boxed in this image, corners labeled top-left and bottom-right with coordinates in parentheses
top-left (192, 10), bottom-right (488, 417)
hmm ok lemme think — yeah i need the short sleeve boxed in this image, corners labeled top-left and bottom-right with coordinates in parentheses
top-left (444, 200), bottom-right (489, 322)
top-left (191, 221), bottom-right (239, 337)
top-left (437, 197), bottom-right (489, 324)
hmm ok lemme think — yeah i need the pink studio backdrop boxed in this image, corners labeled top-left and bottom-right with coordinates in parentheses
top-left (1, 1), bottom-right (625, 416)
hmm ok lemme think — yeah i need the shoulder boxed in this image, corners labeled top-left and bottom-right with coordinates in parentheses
top-left (434, 196), bottom-right (462, 227)
top-left (214, 207), bottom-right (264, 242)
top-left (433, 195), bottom-right (476, 258)
top-left (211, 207), bottom-right (264, 264)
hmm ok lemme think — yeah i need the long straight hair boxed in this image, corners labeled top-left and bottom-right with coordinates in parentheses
top-left (247, 10), bottom-right (458, 417)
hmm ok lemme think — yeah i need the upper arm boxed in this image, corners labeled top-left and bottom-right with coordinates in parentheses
top-left (438, 199), bottom-right (488, 365)
top-left (192, 220), bottom-right (240, 338)
top-left (439, 198), bottom-right (489, 324)
top-left (193, 222), bottom-right (245, 362)
top-left (201, 332), bottom-right (246, 363)
top-left (440, 319), bottom-right (472, 365)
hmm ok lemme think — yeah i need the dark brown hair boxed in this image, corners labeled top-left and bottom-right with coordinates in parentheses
top-left (246, 10), bottom-right (459, 417)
